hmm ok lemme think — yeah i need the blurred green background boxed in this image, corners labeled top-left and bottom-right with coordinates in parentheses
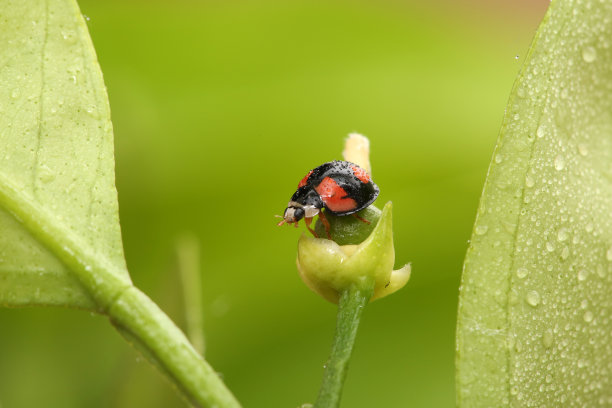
top-left (0, 0), bottom-right (548, 407)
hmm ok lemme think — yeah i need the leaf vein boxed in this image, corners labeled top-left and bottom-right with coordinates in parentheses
top-left (32, 0), bottom-right (50, 197)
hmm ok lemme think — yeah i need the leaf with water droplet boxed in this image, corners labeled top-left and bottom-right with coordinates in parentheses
top-left (0, 0), bottom-right (129, 309)
top-left (0, 3), bottom-right (242, 407)
top-left (456, 1), bottom-right (612, 406)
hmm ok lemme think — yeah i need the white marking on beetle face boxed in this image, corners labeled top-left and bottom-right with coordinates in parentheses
top-left (304, 205), bottom-right (319, 218)
top-left (284, 207), bottom-right (297, 222)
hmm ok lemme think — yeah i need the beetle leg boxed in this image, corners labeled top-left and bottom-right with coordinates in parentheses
top-left (304, 217), bottom-right (318, 237)
top-left (318, 211), bottom-right (332, 239)
top-left (352, 213), bottom-right (370, 224)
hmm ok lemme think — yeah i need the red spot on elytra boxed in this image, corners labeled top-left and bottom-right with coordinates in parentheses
top-left (315, 177), bottom-right (357, 213)
top-left (351, 165), bottom-right (370, 183)
top-left (298, 170), bottom-right (313, 188)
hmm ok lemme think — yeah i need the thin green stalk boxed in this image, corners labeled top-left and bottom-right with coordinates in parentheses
top-left (176, 233), bottom-right (206, 356)
top-left (314, 282), bottom-right (374, 408)
top-left (0, 172), bottom-right (240, 408)
top-left (109, 287), bottom-right (240, 408)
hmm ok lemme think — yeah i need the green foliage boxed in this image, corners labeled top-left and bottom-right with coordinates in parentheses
top-left (456, 0), bottom-right (612, 405)
top-left (0, 0), bottom-right (542, 406)
top-left (0, 0), bottom-right (127, 309)
top-left (0, 1), bottom-right (239, 407)
top-left (299, 202), bottom-right (410, 303)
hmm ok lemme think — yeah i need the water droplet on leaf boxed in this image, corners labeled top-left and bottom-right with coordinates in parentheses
top-left (557, 228), bottom-right (569, 241)
top-left (554, 154), bottom-right (566, 171)
top-left (606, 247), bottom-right (612, 261)
top-left (582, 45), bottom-right (597, 63)
top-left (536, 125), bottom-right (547, 138)
top-left (526, 291), bottom-right (541, 306)
top-left (543, 330), bottom-right (554, 348)
top-left (475, 225), bottom-right (489, 235)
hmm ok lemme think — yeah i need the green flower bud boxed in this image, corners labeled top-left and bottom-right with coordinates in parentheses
top-left (314, 206), bottom-right (381, 245)
top-left (296, 202), bottom-right (410, 303)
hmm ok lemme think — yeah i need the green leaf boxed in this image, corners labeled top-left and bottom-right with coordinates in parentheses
top-left (0, 0), bottom-right (129, 310)
top-left (456, 0), bottom-right (612, 405)
top-left (0, 3), bottom-right (242, 406)
top-left (0, 3), bottom-right (244, 406)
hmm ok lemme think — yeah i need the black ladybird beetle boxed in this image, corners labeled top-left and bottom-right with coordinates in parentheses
top-left (277, 160), bottom-right (380, 238)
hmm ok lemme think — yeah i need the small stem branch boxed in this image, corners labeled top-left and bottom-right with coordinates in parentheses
top-left (176, 234), bottom-right (205, 356)
top-left (314, 282), bottom-right (374, 408)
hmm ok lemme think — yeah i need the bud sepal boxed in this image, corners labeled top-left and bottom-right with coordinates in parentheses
top-left (297, 202), bottom-right (410, 303)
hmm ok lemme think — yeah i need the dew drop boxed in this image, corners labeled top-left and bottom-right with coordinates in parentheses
top-left (38, 165), bottom-right (55, 183)
top-left (554, 154), bottom-right (566, 171)
top-left (86, 105), bottom-right (100, 119)
top-left (536, 125), bottom-right (547, 138)
top-left (526, 291), bottom-right (541, 307)
top-left (578, 143), bottom-right (589, 156)
top-left (475, 225), bottom-right (489, 236)
top-left (606, 246), bottom-right (612, 261)
top-left (578, 269), bottom-right (588, 281)
top-left (10, 90), bottom-right (18, 99)
top-left (583, 310), bottom-right (594, 322)
top-left (557, 227), bottom-right (569, 242)
top-left (542, 330), bottom-right (554, 348)
top-left (525, 175), bottom-right (535, 188)
top-left (495, 154), bottom-right (503, 164)
top-left (560, 246), bottom-right (570, 260)
top-left (582, 45), bottom-right (597, 63)
top-left (516, 267), bottom-right (529, 279)
top-left (546, 242), bottom-right (555, 252)
top-left (61, 30), bottom-right (77, 44)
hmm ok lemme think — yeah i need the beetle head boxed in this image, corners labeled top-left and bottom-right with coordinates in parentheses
top-left (278, 202), bottom-right (320, 226)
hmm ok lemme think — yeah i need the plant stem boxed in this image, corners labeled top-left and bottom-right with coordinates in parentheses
top-left (314, 282), bottom-right (374, 408)
top-left (109, 287), bottom-right (241, 408)
top-left (0, 173), bottom-right (240, 407)
top-left (176, 233), bottom-right (206, 356)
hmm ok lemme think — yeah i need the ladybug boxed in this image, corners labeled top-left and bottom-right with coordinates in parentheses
top-left (277, 160), bottom-right (379, 238)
